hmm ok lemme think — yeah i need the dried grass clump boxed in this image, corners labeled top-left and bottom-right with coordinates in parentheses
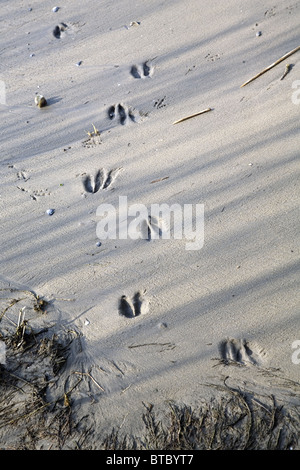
top-left (0, 288), bottom-right (93, 450)
top-left (101, 390), bottom-right (299, 451)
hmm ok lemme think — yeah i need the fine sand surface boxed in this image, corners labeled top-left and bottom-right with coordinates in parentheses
top-left (0, 0), bottom-right (299, 448)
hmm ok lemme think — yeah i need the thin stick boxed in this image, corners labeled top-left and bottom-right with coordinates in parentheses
top-left (73, 371), bottom-right (105, 392)
top-left (54, 297), bottom-right (75, 302)
top-left (128, 342), bottom-right (175, 349)
top-left (17, 307), bottom-right (26, 328)
top-left (173, 107), bottom-right (212, 124)
top-left (240, 45), bottom-right (300, 87)
top-left (150, 176), bottom-right (169, 184)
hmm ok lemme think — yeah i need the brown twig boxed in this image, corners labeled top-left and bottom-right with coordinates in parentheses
top-left (128, 342), bottom-right (176, 351)
top-left (240, 45), bottom-right (300, 87)
top-left (173, 107), bottom-right (212, 124)
top-left (150, 176), bottom-right (169, 184)
top-left (73, 370), bottom-right (105, 392)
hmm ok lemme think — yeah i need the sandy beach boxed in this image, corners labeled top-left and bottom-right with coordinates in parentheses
top-left (0, 0), bottom-right (299, 449)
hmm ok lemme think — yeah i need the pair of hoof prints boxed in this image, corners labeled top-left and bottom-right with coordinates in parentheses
top-left (82, 168), bottom-right (122, 194)
top-left (119, 291), bottom-right (149, 318)
top-left (219, 338), bottom-right (264, 366)
top-left (107, 60), bottom-right (154, 125)
top-left (107, 103), bottom-right (140, 125)
top-left (53, 22), bottom-right (68, 39)
top-left (130, 60), bottom-right (154, 79)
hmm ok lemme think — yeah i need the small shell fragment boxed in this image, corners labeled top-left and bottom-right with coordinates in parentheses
top-left (46, 209), bottom-right (55, 216)
top-left (35, 94), bottom-right (47, 108)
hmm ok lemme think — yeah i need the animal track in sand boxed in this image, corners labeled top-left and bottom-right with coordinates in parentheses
top-left (52, 21), bottom-right (83, 39)
top-left (107, 103), bottom-right (140, 125)
top-left (219, 338), bottom-right (266, 366)
top-left (82, 133), bottom-right (102, 149)
top-left (130, 60), bottom-right (154, 79)
top-left (82, 168), bottom-right (123, 193)
top-left (153, 96), bottom-right (166, 109)
top-left (52, 22), bottom-right (68, 39)
top-left (16, 170), bottom-right (30, 182)
top-left (8, 165), bottom-right (31, 182)
top-left (118, 291), bottom-right (149, 318)
top-left (16, 186), bottom-right (51, 201)
top-left (142, 215), bottom-right (165, 241)
top-left (264, 6), bottom-right (277, 17)
top-left (205, 52), bottom-right (223, 62)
